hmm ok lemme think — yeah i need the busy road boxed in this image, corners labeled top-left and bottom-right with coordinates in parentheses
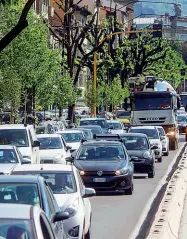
top-left (91, 136), bottom-right (185, 239)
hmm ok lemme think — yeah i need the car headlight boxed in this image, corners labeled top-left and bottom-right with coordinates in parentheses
top-left (143, 152), bottom-right (151, 159)
top-left (55, 154), bottom-right (64, 160)
top-left (115, 167), bottom-right (128, 176)
top-left (65, 198), bottom-right (79, 218)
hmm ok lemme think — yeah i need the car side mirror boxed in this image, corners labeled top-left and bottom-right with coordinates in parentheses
top-left (66, 145), bottom-right (72, 150)
top-left (151, 145), bottom-right (158, 150)
top-left (22, 158), bottom-right (31, 164)
top-left (108, 125), bottom-right (114, 130)
top-left (83, 188), bottom-right (96, 198)
top-left (130, 156), bottom-right (138, 161)
top-left (66, 157), bottom-right (74, 164)
top-left (160, 136), bottom-right (165, 141)
top-left (53, 211), bottom-right (69, 223)
top-left (32, 140), bottom-right (40, 147)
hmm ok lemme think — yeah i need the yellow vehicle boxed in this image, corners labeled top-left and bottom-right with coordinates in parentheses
top-left (116, 110), bottom-right (131, 125)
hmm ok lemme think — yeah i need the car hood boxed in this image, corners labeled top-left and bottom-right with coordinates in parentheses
top-left (54, 193), bottom-right (78, 210)
top-left (75, 160), bottom-right (126, 171)
top-left (66, 142), bottom-right (80, 150)
top-left (127, 150), bottom-right (148, 158)
top-left (40, 149), bottom-right (63, 159)
top-left (0, 164), bottom-right (19, 174)
top-left (18, 147), bottom-right (32, 157)
top-left (149, 139), bottom-right (161, 146)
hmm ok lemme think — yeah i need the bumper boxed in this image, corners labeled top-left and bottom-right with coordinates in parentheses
top-left (154, 149), bottom-right (162, 159)
top-left (82, 174), bottom-right (132, 191)
top-left (162, 144), bottom-right (168, 153)
top-left (133, 160), bottom-right (153, 174)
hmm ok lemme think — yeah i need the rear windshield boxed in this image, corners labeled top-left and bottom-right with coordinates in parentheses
top-left (121, 136), bottom-right (149, 150)
top-left (0, 129), bottom-right (29, 147)
top-left (116, 111), bottom-right (130, 118)
top-left (0, 149), bottom-right (19, 164)
top-left (80, 120), bottom-right (108, 129)
top-left (38, 137), bottom-right (63, 149)
top-left (129, 128), bottom-right (159, 139)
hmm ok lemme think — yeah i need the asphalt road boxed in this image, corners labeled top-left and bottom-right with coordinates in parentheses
top-left (90, 136), bottom-right (185, 239)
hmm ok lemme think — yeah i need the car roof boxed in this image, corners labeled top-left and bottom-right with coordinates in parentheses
top-left (0, 124), bottom-right (30, 130)
top-left (130, 126), bottom-right (156, 129)
top-left (57, 130), bottom-right (83, 133)
top-left (82, 140), bottom-right (123, 146)
top-left (0, 204), bottom-right (33, 219)
top-left (80, 118), bottom-right (105, 121)
top-left (0, 175), bottom-right (42, 183)
top-left (0, 145), bottom-right (16, 149)
top-left (13, 164), bottom-right (73, 172)
top-left (37, 134), bottom-right (61, 138)
top-left (119, 133), bottom-right (148, 137)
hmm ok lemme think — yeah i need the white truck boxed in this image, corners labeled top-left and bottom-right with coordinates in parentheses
top-left (130, 77), bottom-right (181, 150)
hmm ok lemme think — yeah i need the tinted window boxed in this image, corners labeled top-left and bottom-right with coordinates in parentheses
top-left (0, 129), bottom-right (29, 147)
top-left (135, 97), bottom-right (171, 110)
top-left (77, 145), bottom-right (126, 161)
top-left (0, 183), bottom-right (40, 206)
top-left (80, 120), bottom-right (108, 129)
top-left (129, 128), bottom-right (159, 139)
top-left (38, 137), bottom-right (63, 149)
top-left (61, 133), bottom-right (83, 143)
top-left (0, 219), bottom-right (34, 239)
top-left (121, 136), bottom-right (149, 150)
top-left (0, 149), bottom-right (19, 163)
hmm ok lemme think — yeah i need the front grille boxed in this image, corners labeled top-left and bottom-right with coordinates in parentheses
top-left (85, 182), bottom-right (116, 188)
top-left (139, 117), bottom-right (166, 124)
top-left (84, 171), bottom-right (116, 176)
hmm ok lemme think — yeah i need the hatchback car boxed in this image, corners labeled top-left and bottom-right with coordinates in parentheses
top-left (120, 133), bottom-right (156, 178)
top-left (129, 126), bottom-right (163, 163)
top-left (57, 130), bottom-right (86, 154)
top-left (12, 164), bottom-right (96, 239)
top-left (155, 126), bottom-right (169, 156)
top-left (37, 134), bottom-right (71, 164)
top-left (72, 140), bottom-right (134, 195)
top-left (0, 175), bottom-right (69, 239)
top-left (0, 204), bottom-right (65, 239)
top-left (79, 118), bottom-right (110, 133)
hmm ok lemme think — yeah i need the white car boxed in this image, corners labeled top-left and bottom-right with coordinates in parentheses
top-left (0, 124), bottom-right (40, 164)
top-left (37, 134), bottom-right (71, 164)
top-left (0, 145), bottom-right (30, 175)
top-left (12, 164), bottom-right (96, 239)
top-left (57, 130), bottom-right (86, 154)
top-left (156, 126), bottom-right (169, 156)
top-left (129, 126), bottom-right (163, 163)
top-left (107, 120), bottom-right (125, 134)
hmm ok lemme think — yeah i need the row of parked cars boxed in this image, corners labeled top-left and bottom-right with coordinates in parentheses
top-left (0, 117), bottom-right (173, 239)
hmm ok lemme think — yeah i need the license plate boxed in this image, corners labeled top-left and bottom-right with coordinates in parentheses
top-left (93, 178), bottom-right (106, 182)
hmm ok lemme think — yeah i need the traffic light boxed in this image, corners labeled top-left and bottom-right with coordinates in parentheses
top-left (181, 69), bottom-right (186, 76)
top-left (153, 23), bottom-right (162, 38)
top-left (129, 23), bottom-right (137, 40)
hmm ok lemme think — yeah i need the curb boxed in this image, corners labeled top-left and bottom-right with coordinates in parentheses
top-left (128, 142), bottom-right (187, 239)
top-left (147, 146), bottom-right (187, 238)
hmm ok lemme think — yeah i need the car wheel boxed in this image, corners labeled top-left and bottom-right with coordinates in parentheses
top-left (85, 229), bottom-right (91, 239)
top-left (157, 156), bottom-right (162, 163)
top-left (148, 166), bottom-right (155, 178)
top-left (125, 184), bottom-right (133, 195)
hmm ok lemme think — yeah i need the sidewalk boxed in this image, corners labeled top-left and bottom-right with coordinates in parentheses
top-left (179, 190), bottom-right (187, 239)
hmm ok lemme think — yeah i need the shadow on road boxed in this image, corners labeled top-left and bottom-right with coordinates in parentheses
top-left (95, 191), bottom-right (125, 196)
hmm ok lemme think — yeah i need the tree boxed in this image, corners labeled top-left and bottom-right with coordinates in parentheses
top-left (0, 0), bottom-right (35, 52)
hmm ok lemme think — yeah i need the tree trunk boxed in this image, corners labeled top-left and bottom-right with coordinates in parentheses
top-left (26, 88), bottom-right (33, 115)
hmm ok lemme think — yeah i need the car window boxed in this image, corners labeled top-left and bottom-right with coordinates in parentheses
top-left (16, 148), bottom-right (24, 161)
top-left (121, 136), bottom-right (149, 150)
top-left (40, 213), bottom-right (55, 239)
top-left (157, 127), bottom-right (165, 136)
top-left (0, 129), bottom-right (29, 147)
top-left (0, 219), bottom-right (34, 239)
top-left (129, 128), bottom-right (159, 139)
top-left (76, 171), bottom-right (84, 193)
top-left (108, 122), bottom-right (122, 129)
top-left (77, 145), bottom-right (126, 161)
top-left (0, 149), bottom-right (19, 163)
top-left (44, 183), bottom-right (56, 217)
top-left (61, 132), bottom-right (83, 143)
top-left (38, 137), bottom-right (63, 150)
top-left (80, 120), bottom-right (108, 129)
top-left (0, 183), bottom-right (40, 206)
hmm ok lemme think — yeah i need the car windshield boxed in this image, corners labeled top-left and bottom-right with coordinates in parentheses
top-left (157, 127), bottom-right (165, 136)
top-left (0, 149), bottom-right (19, 164)
top-left (116, 111), bottom-right (130, 119)
top-left (0, 183), bottom-right (40, 206)
top-left (0, 129), bottom-right (29, 147)
top-left (61, 133), bottom-right (83, 143)
top-left (77, 145), bottom-right (126, 161)
top-left (108, 122), bottom-right (122, 129)
top-left (135, 97), bottom-right (171, 110)
top-left (0, 219), bottom-right (34, 239)
top-left (121, 136), bottom-right (149, 150)
top-left (81, 130), bottom-right (92, 139)
top-left (38, 137), bottom-right (63, 149)
top-left (80, 120), bottom-right (108, 129)
top-left (180, 95), bottom-right (187, 106)
top-left (129, 128), bottom-right (159, 139)
top-left (178, 116), bottom-right (187, 122)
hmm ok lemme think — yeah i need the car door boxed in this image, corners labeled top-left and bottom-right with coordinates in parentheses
top-left (39, 212), bottom-right (56, 239)
top-left (44, 182), bottom-right (63, 239)
top-left (76, 170), bottom-right (91, 234)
